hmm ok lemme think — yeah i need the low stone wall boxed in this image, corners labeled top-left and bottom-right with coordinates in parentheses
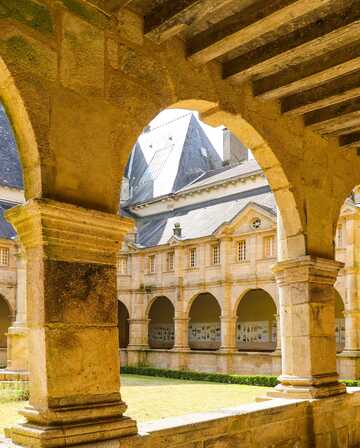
top-left (115, 390), bottom-right (360, 448)
top-left (120, 349), bottom-right (282, 376)
top-left (121, 349), bottom-right (360, 379)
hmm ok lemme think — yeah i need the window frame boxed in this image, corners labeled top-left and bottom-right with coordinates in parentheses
top-left (237, 239), bottom-right (247, 263)
top-left (166, 251), bottom-right (175, 272)
top-left (0, 246), bottom-right (9, 267)
top-left (263, 235), bottom-right (275, 259)
top-left (188, 247), bottom-right (197, 268)
top-left (211, 243), bottom-right (220, 265)
top-left (148, 254), bottom-right (156, 274)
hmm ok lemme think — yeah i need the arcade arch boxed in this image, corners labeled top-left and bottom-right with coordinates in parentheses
top-left (236, 289), bottom-right (277, 352)
top-left (118, 301), bottom-right (130, 349)
top-left (188, 293), bottom-right (221, 351)
top-left (148, 296), bottom-right (175, 349)
top-left (0, 294), bottom-right (11, 349)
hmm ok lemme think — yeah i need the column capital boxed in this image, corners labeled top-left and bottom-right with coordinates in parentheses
top-left (272, 256), bottom-right (344, 286)
top-left (6, 199), bottom-right (134, 265)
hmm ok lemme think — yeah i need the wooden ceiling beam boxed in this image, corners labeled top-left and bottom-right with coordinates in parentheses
top-left (144, 0), bottom-right (229, 42)
top-left (304, 98), bottom-right (360, 134)
top-left (224, 2), bottom-right (360, 83)
top-left (281, 71), bottom-right (360, 116)
top-left (339, 132), bottom-right (360, 149)
top-left (253, 40), bottom-right (360, 100)
top-left (187, 0), bottom-right (332, 65)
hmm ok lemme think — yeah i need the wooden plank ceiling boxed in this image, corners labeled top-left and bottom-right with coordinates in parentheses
top-left (119, 0), bottom-right (360, 151)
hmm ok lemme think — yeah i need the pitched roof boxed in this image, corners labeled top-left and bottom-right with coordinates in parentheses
top-left (135, 186), bottom-right (275, 247)
top-left (0, 104), bottom-right (23, 189)
top-left (178, 159), bottom-right (261, 193)
top-left (124, 113), bottom-right (222, 205)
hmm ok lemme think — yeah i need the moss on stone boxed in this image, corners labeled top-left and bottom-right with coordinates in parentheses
top-left (62, 0), bottom-right (110, 29)
top-left (0, 0), bottom-right (53, 35)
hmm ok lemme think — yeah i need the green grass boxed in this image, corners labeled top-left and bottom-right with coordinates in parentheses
top-left (0, 374), bottom-right (267, 434)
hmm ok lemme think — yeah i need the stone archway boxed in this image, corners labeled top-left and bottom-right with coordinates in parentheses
top-left (148, 296), bottom-right (175, 350)
top-left (188, 293), bottom-right (221, 351)
top-left (118, 301), bottom-right (130, 349)
top-left (235, 289), bottom-right (277, 352)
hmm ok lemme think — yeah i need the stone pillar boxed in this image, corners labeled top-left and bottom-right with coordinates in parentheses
top-left (6, 244), bottom-right (29, 374)
top-left (6, 199), bottom-right (137, 447)
top-left (128, 318), bottom-right (149, 349)
top-left (218, 316), bottom-right (236, 373)
top-left (173, 316), bottom-right (189, 350)
top-left (220, 316), bottom-right (237, 351)
top-left (127, 318), bottom-right (149, 366)
top-left (270, 256), bottom-right (346, 399)
top-left (275, 313), bottom-right (281, 352)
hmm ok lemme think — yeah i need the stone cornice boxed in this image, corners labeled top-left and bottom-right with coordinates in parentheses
top-left (5, 199), bottom-right (134, 265)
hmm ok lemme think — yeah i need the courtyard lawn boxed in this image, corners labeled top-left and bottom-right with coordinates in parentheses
top-left (0, 374), bottom-right (268, 434)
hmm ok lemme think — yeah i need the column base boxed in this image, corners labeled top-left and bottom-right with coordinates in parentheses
top-left (267, 374), bottom-right (346, 399)
top-left (9, 415), bottom-right (137, 448)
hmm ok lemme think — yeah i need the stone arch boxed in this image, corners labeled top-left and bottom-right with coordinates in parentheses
top-left (0, 294), bottom-right (12, 349)
top-left (235, 288), bottom-right (277, 352)
top-left (118, 300), bottom-right (130, 349)
top-left (148, 296), bottom-right (175, 349)
top-left (334, 289), bottom-right (345, 353)
top-left (165, 99), bottom-right (306, 259)
top-left (188, 292), bottom-right (221, 351)
top-left (0, 56), bottom-right (41, 199)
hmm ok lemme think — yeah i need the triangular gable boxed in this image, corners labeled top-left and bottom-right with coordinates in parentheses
top-left (214, 202), bottom-right (276, 237)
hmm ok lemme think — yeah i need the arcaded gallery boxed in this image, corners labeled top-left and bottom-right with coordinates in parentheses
top-left (1, 1), bottom-right (360, 447)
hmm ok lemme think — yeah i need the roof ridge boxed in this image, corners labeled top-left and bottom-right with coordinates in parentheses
top-left (146, 111), bottom-right (193, 133)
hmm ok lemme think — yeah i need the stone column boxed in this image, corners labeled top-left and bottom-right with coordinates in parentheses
top-left (171, 315), bottom-right (189, 371)
top-left (173, 316), bottom-right (189, 350)
top-left (275, 313), bottom-right (281, 352)
top-left (6, 199), bottom-right (137, 447)
top-left (6, 244), bottom-right (29, 374)
top-left (128, 318), bottom-right (149, 349)
top-left (269, 256), bottom-right (346, 399)
top-left (220, 316), bottom-right (237, 351)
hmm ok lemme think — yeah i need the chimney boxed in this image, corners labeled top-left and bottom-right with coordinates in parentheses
top-left (222, 128), bottom-right (248, 166)
top-left (173, 222), bottom-right (182, 238)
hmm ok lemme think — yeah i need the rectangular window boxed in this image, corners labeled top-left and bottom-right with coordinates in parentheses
top-left (337, 224), bottom-right (343, 248)
top-left (189, 247), bottom-right (197, 268)
top-left (237, 240), bottom-right (247, 262)
top-left (118, 256), bottom-right (128, 275)
top-left (212, 243), bottom-right (220, 265)
top-left (167, 251), bottom-right (175, 271)
top-left (0, 247), bottom-right (9, 266)
top-left (148, 255), bottom-right (156, 274)
top-left (264, 235), bottom-right (275, 258)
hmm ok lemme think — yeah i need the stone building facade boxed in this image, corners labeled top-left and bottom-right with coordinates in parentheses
top-left (116, 114), bottom-right (357, 378)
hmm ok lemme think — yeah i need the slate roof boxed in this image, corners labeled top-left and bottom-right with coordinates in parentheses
top-left (135, 186), bottom-right (275, 247)
top-left (0, 201), bottom-right (16, 240)
top-left (124, 113), bottom-right (222, 205)
top-left (0, 104), bottom-right (23, 189)
top-left (178, 159), bottom-right (261, 193)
